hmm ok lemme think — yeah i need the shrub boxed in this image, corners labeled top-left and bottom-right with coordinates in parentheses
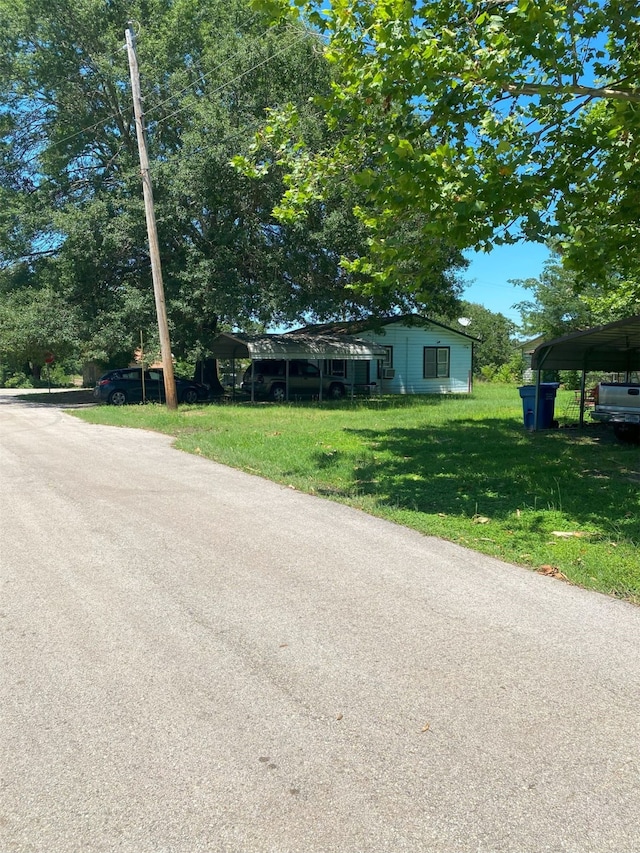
top-left (3, 372), bottom-right (33, 388)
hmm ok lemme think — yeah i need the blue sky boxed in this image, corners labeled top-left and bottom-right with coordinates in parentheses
top-left (461, 243), bottom-right (551, 326)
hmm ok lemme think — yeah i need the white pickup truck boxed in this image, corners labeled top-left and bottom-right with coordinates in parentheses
top-left (591, 383), bottom-right (640, 442)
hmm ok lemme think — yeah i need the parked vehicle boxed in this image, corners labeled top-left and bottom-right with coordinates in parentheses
top-left (94, 367), bottom-right (209, 405)
top-left (241, 359), bottom-right (346, 401)
top-left (590, 382), bottom-right (640, 442)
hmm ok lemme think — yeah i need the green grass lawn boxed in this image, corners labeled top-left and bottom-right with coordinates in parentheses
top-left (71, 383), bottom-right (640, 602)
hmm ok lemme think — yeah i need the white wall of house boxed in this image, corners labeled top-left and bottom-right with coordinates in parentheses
top-left (344, 322), bottom-right (473, 394)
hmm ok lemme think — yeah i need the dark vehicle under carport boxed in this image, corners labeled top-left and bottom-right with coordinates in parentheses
top-left (210, 331), bottom-right (387, 402)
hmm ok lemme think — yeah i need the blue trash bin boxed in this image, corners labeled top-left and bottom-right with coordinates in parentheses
top-left (518, 383), bottom-right (560, 429)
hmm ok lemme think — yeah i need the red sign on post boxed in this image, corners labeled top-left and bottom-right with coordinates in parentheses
top-left (44, 352), bottom-right (55, 364)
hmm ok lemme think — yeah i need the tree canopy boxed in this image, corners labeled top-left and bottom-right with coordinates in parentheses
top-left (251, 0), bottom-right (640, 294)
top-left (8, 0), bottom-right (636, 377)
top-left (514, 251), bottom-right (640, 340)
top-left (0, 0), bottom-right (471, 376)
top-left (457, 301), bottom-right (517, 375)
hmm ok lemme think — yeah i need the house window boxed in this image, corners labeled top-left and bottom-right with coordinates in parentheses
top-left (378, 345), bottom-right (394, 379)
top-left (324, 359), bottom-right (346, 377)
top-left (424, 346), bottom-right (450, 379)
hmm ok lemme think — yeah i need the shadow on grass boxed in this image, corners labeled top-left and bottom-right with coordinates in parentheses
top-left (227, 393), bottom-right (461, 410)
top-left (344, 416), bottom-right (640, 542)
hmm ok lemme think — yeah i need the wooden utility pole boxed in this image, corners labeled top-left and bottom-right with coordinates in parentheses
top-left (125, 23), bottom-right (178, 410)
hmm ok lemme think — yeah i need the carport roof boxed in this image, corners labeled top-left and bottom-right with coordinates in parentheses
top-left (531, 315), bottom-right (640, 372)
top-left (210, 331), bottom-right (387, 361)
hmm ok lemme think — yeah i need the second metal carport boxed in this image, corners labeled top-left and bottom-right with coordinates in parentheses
top-left (531, 314), bottom-right (640, 428)
top-left (210, 331), bottom-right (387, 401)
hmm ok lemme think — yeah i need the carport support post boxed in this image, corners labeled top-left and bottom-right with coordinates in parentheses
top-left (232, 342), bottom-right (245, 402)
top-left (533, 347), bottom-right (552, 431)
top-left (319, 359), bottom-right (323, 402)
top-left (140, 330), bottom-right (146, 403)
top-left (579, 368), bottom-right (587, 428)
top-left (534, 370), bottom-right (541, 431)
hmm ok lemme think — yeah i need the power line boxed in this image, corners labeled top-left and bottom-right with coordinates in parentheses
top-left (2, 105), bottom-right (266, 208)
top-left (153, 29), bottom-right (312, 129)
top-left (6, 20), bottom-right (310, 177)
top-left (142, 13), bottom-right (270, 118)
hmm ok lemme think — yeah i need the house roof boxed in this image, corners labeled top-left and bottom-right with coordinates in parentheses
top-left (291, 315), bottom-right (480, 342)
top-left (210, 331), bottom-right (387, 361)
top-left (531, 315), bottom-right (640, 371)
top-left (519, 334), bottom-right (547, 355)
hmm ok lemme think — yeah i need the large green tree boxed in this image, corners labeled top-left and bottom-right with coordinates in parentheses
top-left (514, 252), bottom-right (640, 340)
top-left (457, 301), bottom-right (517, 375)
top-left (431, 299), bottom-right (517, 374)
top-left (0, 263), bottom-right (82, 380)
top-left (0, 0), bottom-right (470, 375)
top-left (251, 0), bottom-right (640, 297)
top-left (0, 0), bottom-right (327, 364)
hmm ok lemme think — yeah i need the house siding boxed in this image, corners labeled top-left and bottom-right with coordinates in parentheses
top-left (354, 322), bottom-right (472, 394)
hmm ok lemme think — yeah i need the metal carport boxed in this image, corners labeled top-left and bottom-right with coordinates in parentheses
top-left (210, 331), bottom-right (387, 401)
top-left (530, 314), bottom-right (640, 427)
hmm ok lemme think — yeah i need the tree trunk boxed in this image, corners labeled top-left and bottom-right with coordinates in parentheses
top-left (194, 358), bottom-right (224, 396)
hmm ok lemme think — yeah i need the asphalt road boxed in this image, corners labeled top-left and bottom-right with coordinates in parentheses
top-left (1, 390), bottom-right (639, 853)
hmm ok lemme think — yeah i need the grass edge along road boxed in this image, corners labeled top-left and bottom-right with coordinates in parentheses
top-left (70, 384), bottom-right (639, 603)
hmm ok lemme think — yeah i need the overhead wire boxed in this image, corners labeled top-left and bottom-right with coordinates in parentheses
top-left (141, 10), bottom-right (265, 118)
top-left (0, 15), bottom-right (318, 257)
top-left (151, 26), bottom-right (313, 129)
top-left (3, 11), bottom-right (327, 283)
top-left (9, 36), bottom-right (134, 168)
top-left (9, 16), bottom-right (306, 174)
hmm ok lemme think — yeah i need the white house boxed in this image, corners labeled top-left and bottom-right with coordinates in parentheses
top-left (294, 316), bottom-right (477, 394)
top-left (519, 334), bottom-right (547, 383)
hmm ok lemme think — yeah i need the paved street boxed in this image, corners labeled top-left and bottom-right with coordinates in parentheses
top-left (1, 390), bottom-right (639, 852)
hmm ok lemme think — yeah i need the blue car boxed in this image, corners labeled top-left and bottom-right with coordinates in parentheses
top-left (94, 367), bottom-right (209, 405)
